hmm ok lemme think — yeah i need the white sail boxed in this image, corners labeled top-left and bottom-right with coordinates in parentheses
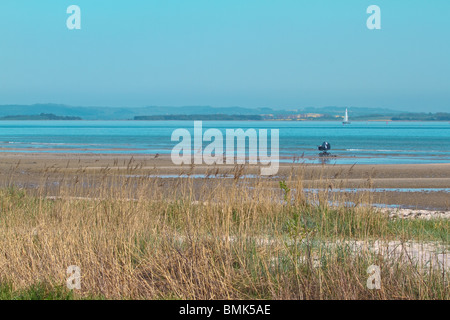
top-left (343, 108), bottom-right (350, 124)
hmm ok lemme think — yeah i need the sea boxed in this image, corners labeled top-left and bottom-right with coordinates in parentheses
top-left (0, 120), bottom-right (449, 165)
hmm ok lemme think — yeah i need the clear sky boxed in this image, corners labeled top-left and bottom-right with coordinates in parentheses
top-left (0, 0), bottom-right (449, 112)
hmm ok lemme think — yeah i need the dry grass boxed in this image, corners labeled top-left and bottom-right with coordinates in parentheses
top-left (0, 161), bottom-right (448, 300)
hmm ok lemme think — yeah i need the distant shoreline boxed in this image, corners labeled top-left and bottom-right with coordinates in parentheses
top-left (0, 119), bottom-right (449, 122)
top-left (0, 105), bottom-right (448, 121)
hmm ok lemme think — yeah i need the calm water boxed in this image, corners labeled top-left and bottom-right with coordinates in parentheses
top-left (0, 121), bottom-right (449, 165)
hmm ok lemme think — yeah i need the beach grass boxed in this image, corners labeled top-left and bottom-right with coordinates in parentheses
top-left (0, 164), bottom-right (448, 300)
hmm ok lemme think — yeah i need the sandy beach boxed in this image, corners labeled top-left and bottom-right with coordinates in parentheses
top-left (0, 151), bottom-right (448, 300)
top-left (1, 152), bottom-right (449, 210)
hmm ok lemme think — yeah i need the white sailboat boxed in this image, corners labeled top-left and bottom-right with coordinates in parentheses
top-left (342, 108), bottom-right (351, 125)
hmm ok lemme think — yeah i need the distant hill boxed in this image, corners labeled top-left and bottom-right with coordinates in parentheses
top-left (0, 104), bottom-right (270, 120)
top-left (0, 104), bottom-right (405, 120)
top-left (0, 113), bottom-right (82, 120)
top-left (299, 106), bottom-right (402, 116)
top-left (2, 104), bottom-right (446, 121)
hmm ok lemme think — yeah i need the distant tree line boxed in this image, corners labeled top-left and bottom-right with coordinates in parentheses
top-left (0, 111), bottom-right (448, 121)
top-left (134, 114), bottom-right (263, 121)
top-left (390, 112), bottom-right (450, 121)
top-left (0, 113), bottom-right (82, 120)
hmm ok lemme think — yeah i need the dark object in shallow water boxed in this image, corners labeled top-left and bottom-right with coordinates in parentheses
top-left (318, 141), bottom-right (333, 156)
top-left (318, 141), bottom-right (331, 152)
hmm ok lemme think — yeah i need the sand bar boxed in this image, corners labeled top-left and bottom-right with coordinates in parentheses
top-left (0, 152), bottom-right (449, 210)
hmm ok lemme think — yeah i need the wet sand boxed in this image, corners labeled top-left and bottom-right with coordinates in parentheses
top-left (0, 152), bottom-right (449, 210)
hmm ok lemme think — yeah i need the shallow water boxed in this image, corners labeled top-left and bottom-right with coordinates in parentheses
top-left (1, 120), bottom-right (449, 165)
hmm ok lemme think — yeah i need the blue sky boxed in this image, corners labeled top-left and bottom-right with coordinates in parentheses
top-left (0, 0), bottom-right (449, 111)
